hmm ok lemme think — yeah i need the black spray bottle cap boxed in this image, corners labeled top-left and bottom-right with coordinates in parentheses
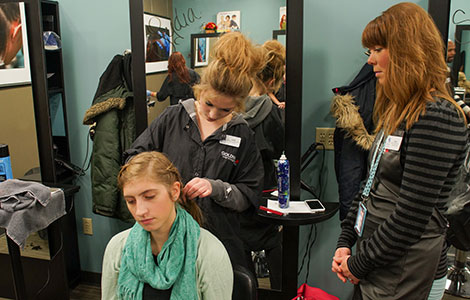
top-left (0, 144), bottom-right (10, 158)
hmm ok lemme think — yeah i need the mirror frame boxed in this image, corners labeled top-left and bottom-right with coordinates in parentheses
top-left (428, 0), bottom-right (451, 46)
top-left (129, 0), bottom-right (148, 136)
top-left (272, 29), bottom-right (285, 40)
top-left (129, 0), bottom-right (303, 298)
top-left (428, 0), bottom-right (454, 83)
top-left (22, 0), bottom-right (57, 183)
top-left (189, 32), bottom-right (222, 69)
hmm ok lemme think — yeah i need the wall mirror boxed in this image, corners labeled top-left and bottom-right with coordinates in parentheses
top-left (189, 32), bottom-right (221, 69)
top-left (0, 1), bottom-right (40, 182)
top-left (446, 0), bottom-right (470, 93)
top-left (461, 29), bottom-right (470, 75)
top-left (429, 0), bottom-right (470, 91)
top-left (452, 24), bottom-right (470, 95)
top-left (129, 0), bottom-right (302, 298)
top-left (1, 0), bottom-right (74, 185)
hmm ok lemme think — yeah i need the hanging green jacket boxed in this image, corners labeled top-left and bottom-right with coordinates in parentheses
top-left (83, 54), bottom-right (135, 221)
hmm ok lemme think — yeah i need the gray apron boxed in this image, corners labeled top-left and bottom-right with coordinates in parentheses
top-left (356, 129), bottom-right (448, 300)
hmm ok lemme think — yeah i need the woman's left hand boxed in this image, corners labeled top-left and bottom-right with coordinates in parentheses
top-left (183, 178), bottom-right (212, 200)
top-left (340, 256), bottom-right (360, 285)
top-left (332, 247), bottom-right (350, 282)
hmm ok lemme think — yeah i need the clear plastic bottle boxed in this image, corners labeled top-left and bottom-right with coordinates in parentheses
top-left (0, 144), bottom-right (13, 182)
top-left (277, 152), bottom-right (290, 208)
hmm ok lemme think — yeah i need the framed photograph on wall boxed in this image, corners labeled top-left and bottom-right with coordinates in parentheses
top-left (216, 11), bottom-right (240, 33)
top-left (279, 6), bottom-right (286, 30)
top-left (143, 12), bottom-right (172, 74)
top-left (194, 37), bottom-right (210, 67)
top-left (0, 2), bottom-right (31, 87)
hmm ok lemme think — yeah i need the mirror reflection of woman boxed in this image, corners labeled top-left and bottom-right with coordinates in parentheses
top-left (101, 151), bottom-right (233, 299)
top-left (154, 52), bottom-right (200, 106)
top-left (240, 39), bottom-right (285, 289)
top-left (331, 3), bottom-right (468, 300)
top-left (279, 14), bottom-right (286, 30)
top-left (124, 32), bottom-right (265, 271)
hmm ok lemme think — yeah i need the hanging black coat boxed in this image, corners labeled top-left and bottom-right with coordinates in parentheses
top-left (331, 63), bottom-right (376, 220)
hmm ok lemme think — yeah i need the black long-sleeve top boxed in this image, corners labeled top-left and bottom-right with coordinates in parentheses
top-left (157, 68), bottom-right (200, 105)
top-left (123, 99), bottom-right (263, 268)
top-left (337, 98), bottom-right (468, 280)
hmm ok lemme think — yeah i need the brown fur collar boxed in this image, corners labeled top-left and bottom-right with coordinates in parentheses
top-left (330, 94), bottom-right (375, 150)
top-left (83, 97), bottom-right (126, 125)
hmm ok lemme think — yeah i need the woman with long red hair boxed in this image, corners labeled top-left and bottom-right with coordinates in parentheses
top-left (331, 3), bottom-right (468, 300)
top-left (157, 51), bottom-right (200, 105)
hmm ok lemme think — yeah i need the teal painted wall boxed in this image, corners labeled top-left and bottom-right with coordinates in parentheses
top-left (172, 0), bottom-right (285, 64)
top-left (299, 1), bottom-right (428, 299)
top-left (58, 0), bottom-right (132, 273)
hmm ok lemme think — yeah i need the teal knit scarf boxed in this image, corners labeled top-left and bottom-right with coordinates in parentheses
top-left (117, 207), bottom-right (200, 300)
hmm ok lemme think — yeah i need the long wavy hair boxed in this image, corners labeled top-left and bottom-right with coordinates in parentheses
top-left (362, 2), bottom-right (463, 135)
top-left (193, 32), bottom-right (265, 112)
top-left (168, 52), bottom-right (190, 84)
top-left (117, 151), bottom-right (203, 225)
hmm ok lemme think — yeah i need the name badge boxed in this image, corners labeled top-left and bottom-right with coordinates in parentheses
top-left (220, 134), bottom-right (241, 148)
top-left (354, 202), bottom-right (368, 237)
top-left (384, 135), bottom-right (402, 151)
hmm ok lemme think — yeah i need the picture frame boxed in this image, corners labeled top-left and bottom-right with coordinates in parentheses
top-left (143, 12), bottom-right (172, 74)
top-left (216, 11), bottom-right (241, 33)
top-left (0, 3), bottom-right (31, 88)
top-left (279, 6), bottom-right (287, 30)
top-left (194, 37), bottom-right (210, 67)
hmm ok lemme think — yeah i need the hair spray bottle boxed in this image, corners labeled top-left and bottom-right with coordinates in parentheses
top-left (277, 152), bottom-right (290, 208)
top-left (0, 144), bottom-right (13, 182)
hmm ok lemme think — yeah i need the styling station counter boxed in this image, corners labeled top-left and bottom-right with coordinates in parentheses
top-left (256, 197), bottom-right (339, 300)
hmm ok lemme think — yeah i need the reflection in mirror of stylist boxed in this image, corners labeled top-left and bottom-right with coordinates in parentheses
top-left (0, 3), bottom-right (23, 68)
top-left (154, 52), bottom-right (200, 106)
top-left (268, 66), bottom-right (286, 110)
top-left (331, 3), bottom-right (468, 300)
top-left (123, 32), bottom-right (265, 271)
top-left (102, 152), bottom-right (233, 299)
top-left (240, 39), bottom-right (285, 289)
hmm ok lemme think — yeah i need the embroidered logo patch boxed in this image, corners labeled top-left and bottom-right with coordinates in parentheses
top-left (221, 151), bottom-right (238, 165)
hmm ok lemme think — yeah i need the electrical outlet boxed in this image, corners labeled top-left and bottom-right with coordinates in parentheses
top-left (315, 127), bottom-right (335, 150)
top-left (82, 218), bottom-right (93, 235)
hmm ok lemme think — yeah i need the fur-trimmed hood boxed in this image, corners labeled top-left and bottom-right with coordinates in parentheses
top-left (331, 94), bottom-right (375, 150)
top-left (83, 53), bottom-right (133, 126)
top-left (83, 94), bottom-right (127, 125)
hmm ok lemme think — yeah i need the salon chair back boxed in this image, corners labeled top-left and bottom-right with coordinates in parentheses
top-left (446, 144), bottom-right (470, 251)
top-left (232, 264), bottom-right (257, 300)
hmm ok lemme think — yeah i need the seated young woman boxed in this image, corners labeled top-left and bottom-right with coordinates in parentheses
top-left (101, 151), bottom-right (233, 300)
